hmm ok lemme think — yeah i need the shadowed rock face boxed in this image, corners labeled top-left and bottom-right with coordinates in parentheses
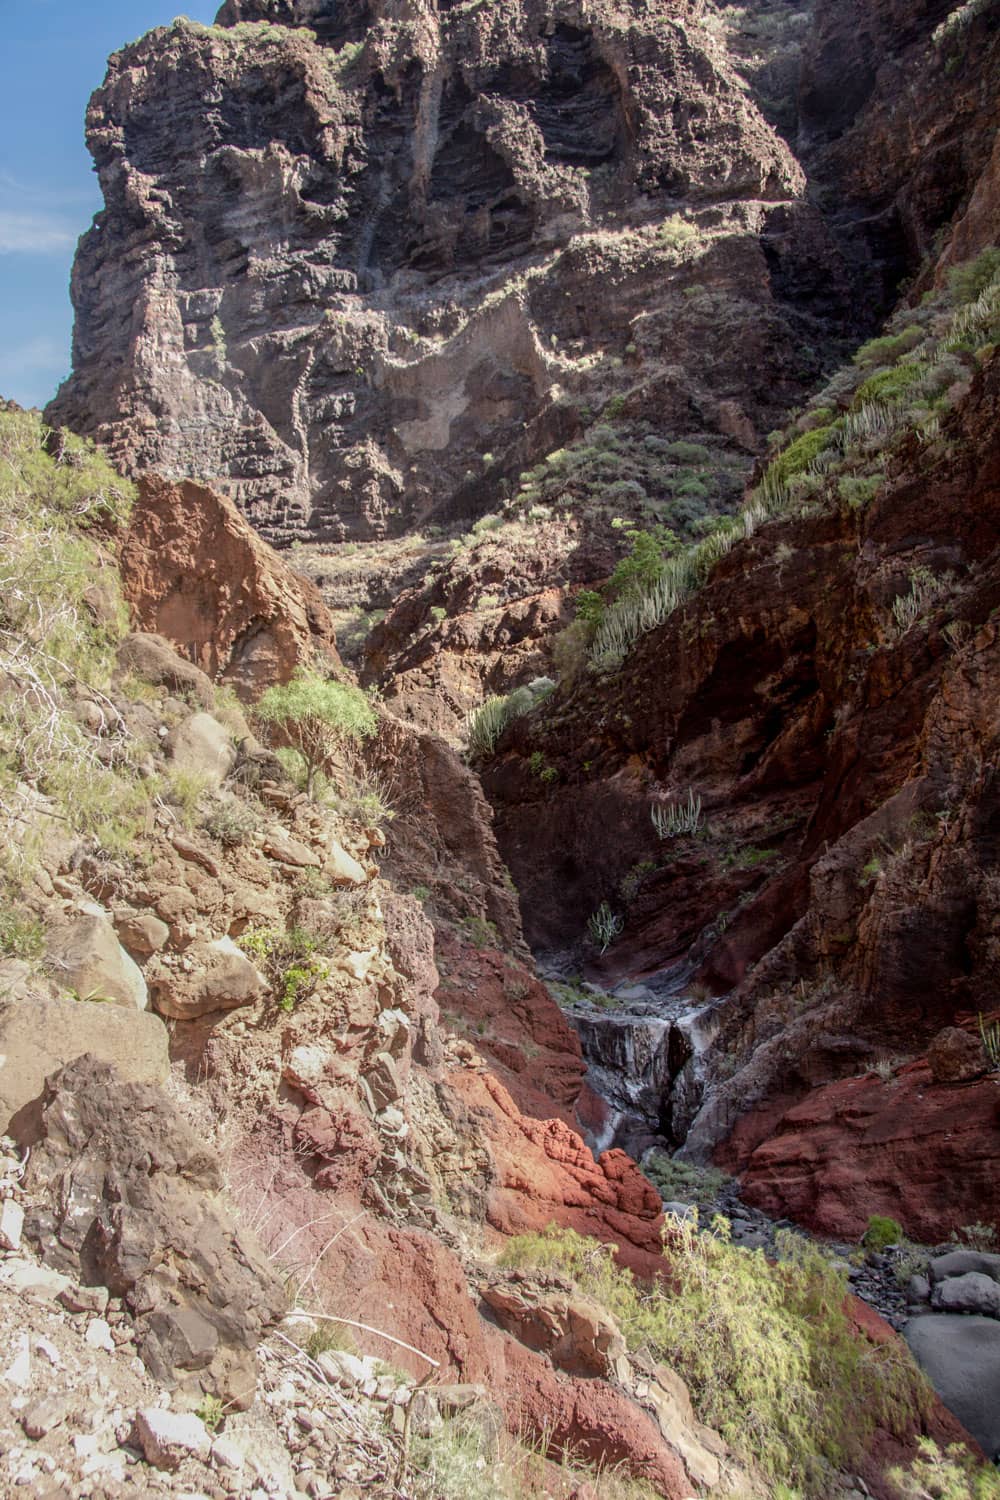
top-left (47, 0), bottom-right (852, 545)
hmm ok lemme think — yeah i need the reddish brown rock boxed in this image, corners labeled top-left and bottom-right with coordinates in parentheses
top-left (719, 1061), bottom-right (1000, 1243)
top-left (120, 474), bottom-right (338, 698)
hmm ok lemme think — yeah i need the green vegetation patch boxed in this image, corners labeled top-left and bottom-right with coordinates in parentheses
top-left (500, 1222), bottom-right (930, 1493)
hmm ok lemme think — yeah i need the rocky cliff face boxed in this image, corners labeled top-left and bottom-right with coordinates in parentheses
top-left (48, 0), bottom-right (869, 544)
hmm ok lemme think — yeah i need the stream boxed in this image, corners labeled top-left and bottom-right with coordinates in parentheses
top-left (541, 959), bottom-right (1000, 1463)
top-left (540, 959), bottom-right (725, 1160)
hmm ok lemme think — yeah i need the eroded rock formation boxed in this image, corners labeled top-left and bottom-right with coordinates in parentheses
top-left (48, 0), bottom-right (860, 544)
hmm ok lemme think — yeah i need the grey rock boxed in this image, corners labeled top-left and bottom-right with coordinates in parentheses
top-left (929, 1250), bottom-right (1000, 1284)
top-left (116, 634), bottom-right (215, 710)
top-left (365, 1052), bottom-right (403, 1110)
top-left (25, 1056), bottom-right (284, 1410)
top-left (932, 1271), bottom-right (1000, 1318)
top-left (904, 1314), bottom-right (1000, 1458)
top-left (661, 1201), bottom-right (697, 1223)
top-left (21, 1394), bottom-right (73, 1439)
top-left (136, 1407), bottom-right (211, 1469)
top-left (907, 1274), bottom-right (931, 1303)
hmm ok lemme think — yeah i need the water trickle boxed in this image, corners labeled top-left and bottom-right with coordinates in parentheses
top-left (545, 963), bottom-right (726, 1158)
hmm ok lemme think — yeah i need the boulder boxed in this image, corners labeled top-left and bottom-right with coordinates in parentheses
top-left (904, 1315), bottom-right (1000, 1459)
top-left (136, 1408), bottom-right (212, 1469)
top-left (326, 836), bottom-right (367, 886)
top-left (932, 1272), bottom-right (1000, 1318)
top-left (0, 992), bottom-right (168, 1133)
top-left (480, 1278), bottom-right (626, 1377)
top-left (166, 713), bottom-right (236, 788)
top-left (927, 1027), bottom-right (987, 1084)
top-left (929, 1250), bottom-right (1000, 1284)
top-left (115, 911), bottom-right (170, 956)
top-left (116, 633), bottom-right (215, 709)
top-left (119, 476), bottom-right (339, 699)
top-left (263, 828), bottom-right (321, 868)
top-left (46, 911), bottom-right (148, 1010)
top-left (148, 937), bottom-right (265, 1020)
top-left (24, 1057), bottom-right (285, 1409)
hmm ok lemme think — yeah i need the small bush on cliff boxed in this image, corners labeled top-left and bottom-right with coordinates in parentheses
top-left (0, 410), bottom-right (147, 881)
top-left (499, 1221), bottom-right (930, 1492)
top-left (890, 1438), bottom-right (1000, 1500)
top-left (254, 670), bottom-right (377, 798)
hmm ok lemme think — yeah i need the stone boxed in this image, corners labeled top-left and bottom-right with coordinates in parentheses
top-left (365, 1053), bottom-right (403, 1110)
top-left (0, 993), bottom-right (168, 1134)
top-left (662, 1202), bottom-right (697, 1224)
top-left (166, 714), bottom-right (237, 789)
top-left (86, 1319), bottom-right (116, 1352)
top-left (149, 936), bottom-right (265, 1020)
top-left (481, 1279), bottom-right (626, 1378)
top-left (116, 634), bottom-right (216, 709)
top-left (931, 1272), bottom-right (1000, 1318)
top-left (24, 1057), bottom-right (285, 1410)
top-left (46, 912), bottom-right (148, 1010)
top-left (0, 1261), bottom-right (72, 1302)
top-left (325, 838), bottom-right (367, 887)
top-left (21, 1395), bottom-right (73, 1439)
top-left (929, 1250), bottom-right (1000, 1285)
top-left (136, 1408), bottom-right (212, 1469)
top-left (926, 1027), bottom-right (987, 1084)
top-left (211, 1437), bottom-right (246, 1471)
top-left (316, 1350), bottom-right (376, 1387)
top-left (907, 1274), bottom-right (931, 1303)
top-left (263, 829), bottom-right (321, 869)
top-left (114, 912), bottom-right (170, 956)
top-left (59, 1284), bottom-right (110, 1315)
top-left (0, 1198), bottom-right (24, 1251)
top-left (3, 1333), bottom-right (31, 1388)
top-left (904, 1315), bottom-right (1000, 1459)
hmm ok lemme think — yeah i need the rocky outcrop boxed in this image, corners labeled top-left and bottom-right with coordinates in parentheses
top-left (48, 0), bottom-right (863, 544)
top-left (799, 0), bottom-right (1000, 290)
top-left (24, 1057), bottom-right (285, 1410)
top-left (719, 1053), bottom-right (1000, 1243)
top-left (120, 474), bottom-right (338, 696)
top-left (482, 332), bottom-right (1000, 1233)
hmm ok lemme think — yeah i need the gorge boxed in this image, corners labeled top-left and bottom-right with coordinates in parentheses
top-left (1, 0), bottom-right (999, 1495)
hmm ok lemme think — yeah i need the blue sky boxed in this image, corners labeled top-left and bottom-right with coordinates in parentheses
top-left (1, 1), bottom-right (219, 409)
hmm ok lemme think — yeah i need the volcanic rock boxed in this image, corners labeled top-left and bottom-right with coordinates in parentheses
top-left (24, 1056), bottom-right (284, 1409)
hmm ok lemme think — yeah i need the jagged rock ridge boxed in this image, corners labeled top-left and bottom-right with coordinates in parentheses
top-left (49, 0), bottom-right (863, 543)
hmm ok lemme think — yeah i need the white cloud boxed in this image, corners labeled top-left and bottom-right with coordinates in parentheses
top-left (0, 210), bottom-right (77, 254)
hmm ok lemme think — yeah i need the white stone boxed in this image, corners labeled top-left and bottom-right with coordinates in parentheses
top-left (85, 1319), bottom-right (115, 1353)
top-left (136, 1407), bottom-right (212, 1469)
top-left (0, 1199), bottom-right (24, 1251)
top-left (3, 1334), bottom-right (31, 1388)
top-left (211, 1435), bottom-right (246, 1470)
top-left (0, 1261), bottom-right (71, 1303)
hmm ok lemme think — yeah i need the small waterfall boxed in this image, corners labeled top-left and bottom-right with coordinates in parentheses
top-left (546, 966), bottom-right (725, 1157)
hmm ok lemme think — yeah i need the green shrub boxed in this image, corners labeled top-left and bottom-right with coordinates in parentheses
top-left (663, 440), bottom-right (711, 463)
top-left (768, 425), bottom-right (837, 483)
top-left (862, 1215), bottom-right (903, 1252)
top-left (890, 1438), bottom-right (1000, 1499)
top-left (947, 247), bottom-right (1000, 305)
top-left (238, 924), bottom-right (330, 1012)
top-left (641, 1152), bottom-right (730, 1204)
top-left (854, 361), bottom-right (928, 407)
top-left (853, 325), bottom-right (924, 369)
top-left (0, 907), bottom-right (45, 961)
top-left (254, 670), bottom-right (377, 798)
top-left (500, 1222), bottom-right (929, 1491)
